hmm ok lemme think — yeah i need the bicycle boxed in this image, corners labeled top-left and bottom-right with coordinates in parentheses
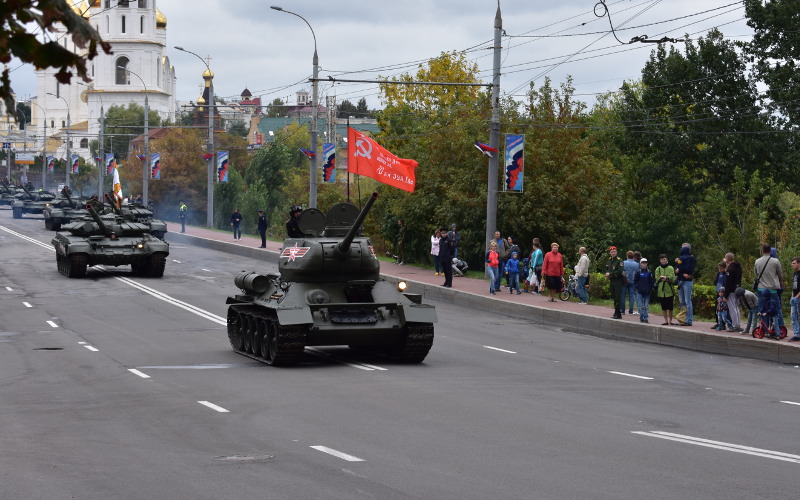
top-left (560, 275), bottom-right (590, 302)
top-left (752, 312), bottom-right (787, 339)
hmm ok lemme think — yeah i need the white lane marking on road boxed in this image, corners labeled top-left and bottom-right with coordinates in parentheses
top-left (0, 225), bottom-right (53, 250)
top-left (305, 347), bottom-right (387, 371)
top-left (22, 301), bottom-right (32, 308)
top-left (198, 401), bottom-right (229, 413)
top-left (633, 431), bottom-right (800, 463)
top-left (78, 342), bottom-right (87, 345)
top-left (609, 371), bottom-right (653, 380)
top-left (202, 268), bottom-right (212, 272)
top-left (483, 345), bottom-right (517, 354)
top-left (172, 259), bottom-right (181, 263)
top-left (128, 369), bottom-right (151, 379)
top-left (46, 320), bottom-right (58, 328)
top-left (84, 345), bottom-right (99, 352)
top-left (310, 446), bottom-right (365, 462)
top-left (5, 287), bottom-right (13, 291)
top-left (139, 364), bottom-right (238, 369)
top-left (780, 400), bottom-right (800, 406)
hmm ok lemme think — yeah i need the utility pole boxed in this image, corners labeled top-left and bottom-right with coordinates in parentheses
top-left (486, 3), bottom-right (502, 249)
top-left (98, 105), bottom-right (104, 197)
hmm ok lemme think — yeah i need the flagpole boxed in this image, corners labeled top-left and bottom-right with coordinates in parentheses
top-left (346, 118), bottom-right (350, 203)
top-left (486, 2), bottom-right (502, 249)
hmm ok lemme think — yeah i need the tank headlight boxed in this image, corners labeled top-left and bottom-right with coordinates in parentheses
top-left (136, 242), bottom-right (145, 249)
top-left (397, 281), bottom-right (407, 291)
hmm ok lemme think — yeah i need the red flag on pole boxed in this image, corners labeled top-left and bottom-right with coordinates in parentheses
top-left (347, 128), bottom-right (417, 192)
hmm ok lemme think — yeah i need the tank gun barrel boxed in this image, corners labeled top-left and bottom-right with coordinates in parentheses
top-left (337, 192), bottom-right (378, 255)
top-left (20, 185), bottom-right (33, 199)
top-left (86, 204), bottom-right (110, 235)
top-left (104, 193), bottom-right (121, 214)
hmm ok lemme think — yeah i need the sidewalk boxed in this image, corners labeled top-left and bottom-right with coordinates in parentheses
top-left (166, 222), bottom-right (800, 364)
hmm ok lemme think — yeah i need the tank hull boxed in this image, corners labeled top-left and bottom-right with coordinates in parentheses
top-left (52, 232), bottom-right (170, 278)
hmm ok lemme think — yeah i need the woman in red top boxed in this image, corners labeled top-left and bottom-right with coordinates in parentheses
top-left (542, 242), bottom-right (565, 302)
top-left (485, 241), bottom-right (500, 295)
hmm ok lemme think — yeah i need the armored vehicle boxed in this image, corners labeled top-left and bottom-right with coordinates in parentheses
top-left (0, 181), bottom-right (21, 207)
top-left (104, 194), bottom-right (167, 239)
top-left (226, 192), bottom-right (436, 366)
top-left (52, 204), bottom-right (169, 278)
top-left (12, 186), bottom-right (56, 219)
top-left (43, 189), bottom-right (87, 230)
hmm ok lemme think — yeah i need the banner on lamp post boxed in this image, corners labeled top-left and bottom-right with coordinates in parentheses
top-left (504, 134), bottom-right (524, 192)
top-left (322, 143), bottom-right (336, 183)
top-left (217, 151), bottom-right (229, 182)
top-left (150, 153), bottom-right (161, 180)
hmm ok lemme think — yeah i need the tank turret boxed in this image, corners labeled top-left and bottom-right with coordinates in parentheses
top-left (86, 204), bottom-right (111, 235)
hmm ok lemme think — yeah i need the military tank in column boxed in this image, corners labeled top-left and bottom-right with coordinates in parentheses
top-left (104, 194), bottom-right (167, 239)
top-left (11, 186), bottom-right (56, 219)
top-left (226, 192), bottom-right (437, 366)
top-left (43, 188), bottom-right (87, 230)
top-left (52, 204), bottom-right (170, 278)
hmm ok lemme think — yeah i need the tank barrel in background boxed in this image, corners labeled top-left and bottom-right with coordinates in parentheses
top-left (337, 192), bottom-right (378, 255)
top-left (20, 185), bottom-right (33, 199)
top-left (86, 204), bottom-right (110, 235)
top-left (104, 193), bottom-right (121, 214)
top-left (61, 188), bottom-right (73, 205)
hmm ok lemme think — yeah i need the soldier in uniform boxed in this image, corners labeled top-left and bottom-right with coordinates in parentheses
top-left (605, 246), bottom-right (625, 319)
top-left (257, 209), bottom-right (267, 248)
top-left (88, 194), bottom-right (104, 213)
top-left (286, 205), bottom-right (304, 238)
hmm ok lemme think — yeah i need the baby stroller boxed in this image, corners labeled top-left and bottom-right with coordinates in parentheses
top-left (752, 290), bottom-right (788, 339)
top-left (452, 258), bottom-right (469, 277)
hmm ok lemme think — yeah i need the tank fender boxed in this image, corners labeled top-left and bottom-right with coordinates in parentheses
top-left (276, 307), bottom-right (314, 325)
top-left (398, 304), bottom-right (438, 324)
top-left (64, 241), bottom-right (92, 255)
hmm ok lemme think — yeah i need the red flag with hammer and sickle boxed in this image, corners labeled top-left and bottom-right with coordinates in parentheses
top-left (347, 127), bottom-right (417, 193)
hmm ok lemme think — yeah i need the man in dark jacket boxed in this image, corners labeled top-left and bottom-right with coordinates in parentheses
top-left (257, 209), bottom-right (267, 248)
top-left (675, 243), bottom-right (696, 326)
top-left (230, 208), bottom-right (243, 241)
top-left (724, 252), bottom-right (743, 331)
top-left (605, 246), bottom-right (624, 319)
top-left (439, 228), bottom-right (454, 288)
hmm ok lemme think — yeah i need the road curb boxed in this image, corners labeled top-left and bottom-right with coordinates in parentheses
top-left (168, 231), bottom-right (800, 365)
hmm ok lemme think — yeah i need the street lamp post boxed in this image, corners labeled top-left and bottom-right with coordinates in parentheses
top-left (119, 66), bottom-right (149, 206)
top-left (16, 106), bottom-right (28, 185)
top-left (47, 93), bottom-right (70, 189)
top-left (175, 46), bottom-right (215, 227)
top-left (28, 101), bottom-right (47, 190)
top-left (270, 5), bottom-right (319, 208)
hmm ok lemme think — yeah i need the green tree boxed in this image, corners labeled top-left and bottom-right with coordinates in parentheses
top-left (266, 97), bottom-right (285, 118)
top-left (103, 103), bottom-right (161, 158)
top-left (0, 0), bottom-right (111, 114)
top-left (337, 99), bottom-right (358, 119)
top-left (227, 121), bottom-right (248, 138)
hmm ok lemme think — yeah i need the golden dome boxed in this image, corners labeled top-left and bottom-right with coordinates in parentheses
top-left (156, 8), bottom-right (167, 29)
top-left (196, 96), bottom-right (206, 104)
top-left (202, 68), bottom-right (214, 80)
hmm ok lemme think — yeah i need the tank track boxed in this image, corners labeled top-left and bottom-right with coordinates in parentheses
top-left (227, 305), bottom-right (307, 366)
top-left (389, 322), bottom-right (434, 363)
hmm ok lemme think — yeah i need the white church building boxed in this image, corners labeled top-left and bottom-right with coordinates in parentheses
top-left (33, 0), bottom-right (177, 166)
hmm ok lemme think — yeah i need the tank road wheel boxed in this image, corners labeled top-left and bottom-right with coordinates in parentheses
top-left (227, 307), bottom-right (244, 351)
top-left (242, 314), bottom-right (253, 353)
top-left (146, 254), bottom-right (166, 277)
top-left (264, 321), bottom-right (278, 363)
top-left (386, 322), bottom-right (435, 363)
top-left (66, 254), bottom-right (88, 279)
top-left (250, 317), bottom-right (262, 356)
top-left (12, 207), bottom-right (22, 219)
top-left (56, 253), bottom-right (66, 275)
top-left (131, 261), bottom-right (147, 275)
top-left (263, 322), bottom-right (306, 367)
top-left (258, 319), bottom-right (270, 359)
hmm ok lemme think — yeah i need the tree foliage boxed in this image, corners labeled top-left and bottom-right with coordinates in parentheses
top-left (103, 103), bottom-right (161, 157)
top-left (0, 0), bottom-right (111, 114)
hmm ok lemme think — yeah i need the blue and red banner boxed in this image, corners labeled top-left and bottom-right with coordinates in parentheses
top-left (105, 154), bottom-right (116, 175)
top-left (47, 156), bottom-right (55, 173)
top-left (299, 147), bottom-right (316, 159)
top-left (202, 153), bottom-right (214, 161)
top-left (71, 154), bottom-right (79, 174)
top-left (150, 153), bottom-right (161, 180)
top-left (347, 127), bottom-right (417, 192)
top-left (217, 151), bottom-right (229, 182)
top-left (504, 134), bottom-right (524, 192)
top-left (322, 143), bottom-right (336, 183)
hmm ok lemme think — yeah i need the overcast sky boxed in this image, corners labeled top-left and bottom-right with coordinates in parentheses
top-left (10, 0), bottom-right (752, 110)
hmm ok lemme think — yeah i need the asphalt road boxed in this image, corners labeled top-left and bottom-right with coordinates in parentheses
top-left (1, 209), bottom-right (799, 499)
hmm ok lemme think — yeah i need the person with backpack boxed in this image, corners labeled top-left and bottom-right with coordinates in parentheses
top-left (633, 258), bottom-right (655, 323)
top-left (654, 254), bottom-right (677, 325)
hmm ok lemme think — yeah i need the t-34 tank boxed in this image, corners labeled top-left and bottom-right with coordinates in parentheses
top-left (12, 186), bottom-right (56, 219)
top-left (226, 192), bottom-right (436, 366)
top-left (52, 204), bottom-right (170, 278)
top-left (43, 188), bottom-right (87, 230)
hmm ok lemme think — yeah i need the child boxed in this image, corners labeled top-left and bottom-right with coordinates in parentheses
top-left (521, 258), bottom-right (531, 292)
top-left (735, 287), bottom-right (758, 334)
top-left (715, 289), bottom-right (734, 331)
top-left (506, 251), bottom-right (522, 294)
top-left (633, 258), bottom-right (655, 323)
top-left (714, 261), bottom-right (727, 291)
